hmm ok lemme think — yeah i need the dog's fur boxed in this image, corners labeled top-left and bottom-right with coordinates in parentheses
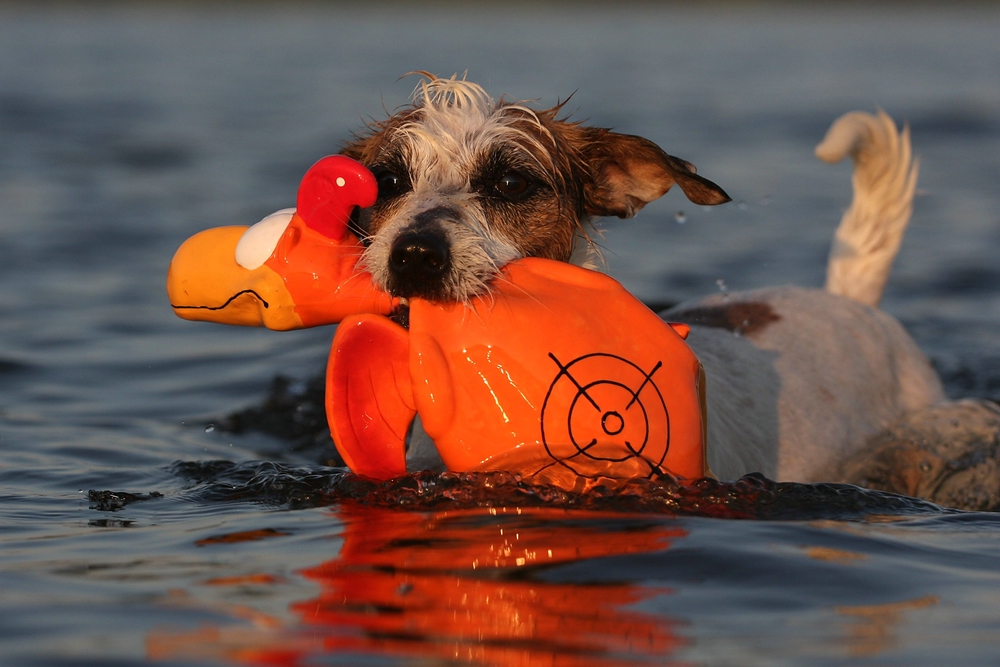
top-left (339, 75), bottom-right (946, 483)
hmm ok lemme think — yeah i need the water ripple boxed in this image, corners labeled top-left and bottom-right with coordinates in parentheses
top-left (122, 461), bottom-right (952, 520)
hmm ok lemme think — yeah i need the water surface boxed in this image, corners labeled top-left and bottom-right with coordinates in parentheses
top-left (2, 4), bottom-right (1000, 665)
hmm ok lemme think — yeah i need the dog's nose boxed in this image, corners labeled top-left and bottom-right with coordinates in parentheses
top-left (388, 229), bottom-right (451, 295)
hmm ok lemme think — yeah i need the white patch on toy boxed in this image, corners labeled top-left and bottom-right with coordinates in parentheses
top-left (336, 177), bottom-right (346, 187)
top-left (235, 208), bottom-right (296, 270)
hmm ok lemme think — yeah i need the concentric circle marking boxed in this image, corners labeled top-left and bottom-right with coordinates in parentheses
top-left (540, 353), bottom-right (669, 477)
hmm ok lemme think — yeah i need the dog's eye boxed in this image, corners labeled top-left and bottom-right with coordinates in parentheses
top-left (494, 172), bottom-right (532, 198)
top-left (375, 170), bottom-right (409, 200)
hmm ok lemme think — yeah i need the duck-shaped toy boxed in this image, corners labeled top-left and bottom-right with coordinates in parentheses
top-left (168, 157), bottom-right (707, 484)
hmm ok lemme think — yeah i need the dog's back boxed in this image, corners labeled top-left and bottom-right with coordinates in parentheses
top-left (667, 111), bottom-right (944, 482)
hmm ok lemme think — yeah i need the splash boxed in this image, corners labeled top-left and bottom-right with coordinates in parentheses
top-left (102, 460), bottom-right (955, 521)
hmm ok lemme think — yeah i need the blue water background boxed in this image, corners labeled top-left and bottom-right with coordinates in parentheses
top-left (1, 3), bottom-right (1000, 665)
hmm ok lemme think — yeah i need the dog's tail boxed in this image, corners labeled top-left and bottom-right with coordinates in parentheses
top-left (816, 110), bottom-right (918, 308)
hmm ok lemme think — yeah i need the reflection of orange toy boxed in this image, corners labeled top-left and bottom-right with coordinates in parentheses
top-left (294, 506), bottom-right (688, 664)
top-left (146, 505), bottom-right (689, 666)
top-left (167, 156), bottom-right (707, 483)
top-left (330, 259), bottom-right (707, 483)
top-left (167, 155), bottom-right (393, 329)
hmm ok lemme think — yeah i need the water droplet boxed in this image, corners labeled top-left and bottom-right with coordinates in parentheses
top-left (397, 582), bottom-right (414, 596)
top-left (674, 210), bottom-right (687, 224)
top-left (920, 460), bottom-right (932, 473)
top-left (205, 424), bottom-right (215, 433)
top-left (716, 278), bottom-right (728, 293)
top-left (737, 200), bottom-right (748, 211)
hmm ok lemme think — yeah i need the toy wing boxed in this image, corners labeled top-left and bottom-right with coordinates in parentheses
top-left (326, 314), bottom-right (414, 479)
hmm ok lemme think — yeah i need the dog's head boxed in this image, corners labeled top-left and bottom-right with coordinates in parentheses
top-left (341, 74), bottom-right (730, 303)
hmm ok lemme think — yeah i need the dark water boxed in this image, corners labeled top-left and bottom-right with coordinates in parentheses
top-left (2, 4), bottom-right (1000, 665)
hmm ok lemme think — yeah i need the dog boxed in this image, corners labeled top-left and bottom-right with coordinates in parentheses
top-left (331, 73), bottom-right (963, 484)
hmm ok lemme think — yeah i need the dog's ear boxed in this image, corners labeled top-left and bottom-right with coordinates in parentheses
top-left (583, 131), bottom-right (730, 218)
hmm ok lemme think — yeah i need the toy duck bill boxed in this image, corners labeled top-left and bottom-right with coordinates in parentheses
top-left (167, 156), bottom-right (708, 485)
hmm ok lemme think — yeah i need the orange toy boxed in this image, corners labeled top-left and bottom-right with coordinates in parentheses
top-left (328, 258), bottom-right (707, 484)
top-left (167, 155), bottom-right (393, 330)
top-left (168, 156), bottom-right (707, 484)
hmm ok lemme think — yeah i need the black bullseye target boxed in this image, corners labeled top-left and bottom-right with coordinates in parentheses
top-left (540, 352), bottom-right (670, 477)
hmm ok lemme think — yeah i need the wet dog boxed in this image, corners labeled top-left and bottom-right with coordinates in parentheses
top-left (337, 74), bottom-right (960, 484)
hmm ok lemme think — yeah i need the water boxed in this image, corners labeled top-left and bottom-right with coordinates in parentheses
top-left (2, 3), bottom-right (1000, 665)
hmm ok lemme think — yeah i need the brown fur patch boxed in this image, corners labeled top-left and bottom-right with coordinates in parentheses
top-left (673, 302), bottom-right (782, 337)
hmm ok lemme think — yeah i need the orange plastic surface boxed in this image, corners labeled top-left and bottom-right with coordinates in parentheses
top-left (326, 315), bottom-right (414, 479)
top-left (167, 156), bottom-right (393, 329)
top-left (327, 258), bottom-right (707, 484)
